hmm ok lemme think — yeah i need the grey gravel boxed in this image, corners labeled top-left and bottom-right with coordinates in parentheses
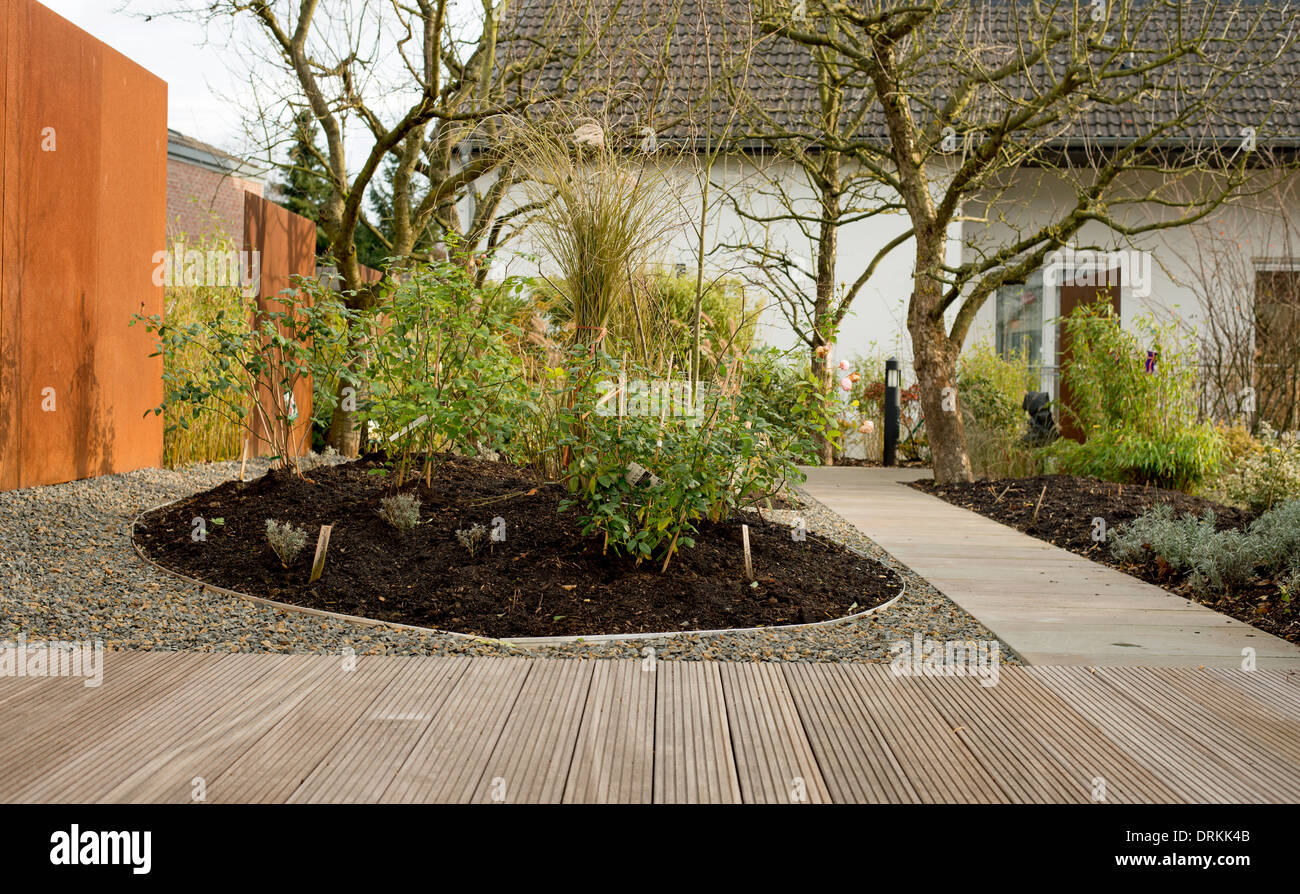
top-left (0, 458), bottom-right (1019, 663)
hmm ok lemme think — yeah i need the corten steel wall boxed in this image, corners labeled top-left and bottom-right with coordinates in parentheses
top-left (0, 1), bottom-right (167, 491)
top-left (243, 191), bottom-right (317, 458)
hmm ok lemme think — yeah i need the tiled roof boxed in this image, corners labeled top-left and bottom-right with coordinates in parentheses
top-left (497, 0), bottom-right (1300, 148)
top-left (167, 129), bottom-right (269, 181)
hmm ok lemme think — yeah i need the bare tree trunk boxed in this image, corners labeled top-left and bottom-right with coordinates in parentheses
top-left (809, 338), bottom-right (835, 465)
top-left (325, 255), bottom-right (376, 457)
top-left (811, 167), bottom-right (840, 465)
top-left (812, 263), bottom-right (836, 463)
top-left (909, 261), bottom-right (973, 483)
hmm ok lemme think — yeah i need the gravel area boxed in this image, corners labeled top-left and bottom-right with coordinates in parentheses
top-left (0, 458), bottom-right (1019, 663)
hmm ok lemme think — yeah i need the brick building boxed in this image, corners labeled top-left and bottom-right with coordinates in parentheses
top-left (166, 129), bottom-right (268, 243)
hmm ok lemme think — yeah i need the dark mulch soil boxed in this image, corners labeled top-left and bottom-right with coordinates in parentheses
top-left (135, 454), bottom-right (901, 639)
top-left (833, 458), bottom-right (929, 469)
top-left (913, 475), bottom-right (1300, 644)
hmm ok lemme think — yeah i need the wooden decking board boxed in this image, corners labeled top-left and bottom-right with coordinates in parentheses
top-left (0, 675), bottom-right (69, 709)
top-left (107, 655), bottom-right (341, 803)
top-left (0, 653), bottom-right (220, 800)
top-left (850, 666), bottom-right (1008, 804)
top-left (1092, 667), bottom-right (1300, 800)
top-left (380, 657), bottom-right (531, 804)
top-left (1151, 668), bottom-right (1300, 767)
top-left (781, 663), bottom-right (920, 803)
top-left (993, 671), bottom-right (1184, 804)
top-left (1026, 667), bottom-right (1267, 803)
top-left (12, 653), bottom-right (286, 802)
top-left (718, 662), bottom-right (829, 803)
top-left (0, 651), bottom-right (181, 764)
top-left (289, 656), bottom-right (469, 803)
top-left (1208, 669), bottom-right (1300, 722)
top-left (654, 661), bottom-right (741, 804)
top-left (2, 656), bottom-right (1299, 804)
top-left (563, 660), bottom-right (655, 804)
top-left (211, 656), bottom-right (410, 803)
top-left (0, 653), bottom-right (253, 799)
top-left (908, 672), bottom-right (1090, 803)
top-left (473, 659), bottom-right (594, 803)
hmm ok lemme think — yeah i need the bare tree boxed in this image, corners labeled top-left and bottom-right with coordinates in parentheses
top-left (148, 0), bottom-right (636, 453)
top-left (720, 4), bottom-right (909, 463)
top-left (758, 0), bottom-right (1300, 482)
top-left (1172, 183), bottom-right (1300, 431)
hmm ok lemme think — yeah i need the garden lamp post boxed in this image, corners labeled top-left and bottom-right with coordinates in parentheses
top-left (884, 357), bottom-right (900, 467)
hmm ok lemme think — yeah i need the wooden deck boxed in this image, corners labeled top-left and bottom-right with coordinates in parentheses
top-left (1, 652), bottom-right (1297, 803)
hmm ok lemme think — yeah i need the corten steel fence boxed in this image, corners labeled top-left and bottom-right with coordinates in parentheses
top-left (242, 191), bottom-right (318, 459)
top-left (241, 192), bottom-right (385, 459)
top-left (0, 0), bottom-right (167, 490)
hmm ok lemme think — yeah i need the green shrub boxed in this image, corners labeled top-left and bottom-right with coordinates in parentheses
top-left (265, 519), bottom-right (309, 568)
top-left (558, 350), bottom-right (813, 569)
top-left (1049, 306), bottom-right (1223, 490)
top-left (136, 285), bottom-right (349, 474)
top-left (378, 493), bottom-right (421, 532)
top-left (741, 347), bottom-right (837, 465)
top-left (957, 342), bottom-right (1038, 436)
top-left (1216, 422), bottom-right (1300, 512)
top-left (954, 343), bottom-right (1045, 478)
top-left (1051, 427), bottom-right (1225, 493)
top-left (1110, 500), bottom-right (1300, 594)
top-left (357, 262), bottom-right (534, 485)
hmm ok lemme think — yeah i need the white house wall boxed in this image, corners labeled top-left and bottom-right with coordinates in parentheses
top-left (474, 154), bottom-right (1297, 387)
top-left (477, 152), bottom-right (945, 378)
top-left (963, 169), bottom-right (1300, 359)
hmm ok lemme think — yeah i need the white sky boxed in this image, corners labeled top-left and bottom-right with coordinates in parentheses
top-left (39, 0), bottom-right (479, 177)
top-left (39, 1), bottom-right (252, 153)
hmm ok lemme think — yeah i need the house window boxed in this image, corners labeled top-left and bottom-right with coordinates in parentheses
top-left (995, 270), bottom-right (1044, 366)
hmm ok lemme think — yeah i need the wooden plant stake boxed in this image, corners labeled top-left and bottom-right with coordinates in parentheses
top-left (239, 438), bottom-right (250, 482)
top-left (741, 524), bottom-right (754, 581)
top-left (309, 525), bottom-right (333, 584)
top-left (1031, 484), bottom-right (1048, 524)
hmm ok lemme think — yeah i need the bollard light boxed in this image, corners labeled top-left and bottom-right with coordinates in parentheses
top-left (884, 357), bottom-right (900, 467)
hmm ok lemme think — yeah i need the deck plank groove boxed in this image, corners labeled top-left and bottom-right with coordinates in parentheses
top-left (1026, 667), bottom-right (1275, 803)
top-left (2, 654), bottom-right (1298, 803)
top-left (563, 661), bottom-right (655, 804)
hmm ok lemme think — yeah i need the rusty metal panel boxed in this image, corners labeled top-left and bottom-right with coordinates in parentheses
top-left (0, 0), bottom-right (166, 490)
top-left (243, 191), bottom-right (317, 458)
top-left (0, 0), bottom-right (20, 490)
top-left (94, 36), bottom-right (166, 478)
top-left (12, 1), bottom-right (104, 488)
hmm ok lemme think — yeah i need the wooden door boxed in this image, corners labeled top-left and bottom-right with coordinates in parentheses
top-left (1254, 269), bottom-right (1300, 432)
top-left (1057, 268), bottom-right (1121, 441)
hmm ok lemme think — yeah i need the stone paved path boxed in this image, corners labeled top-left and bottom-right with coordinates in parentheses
top-left (801, 467), bottom-right (1300, 669)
